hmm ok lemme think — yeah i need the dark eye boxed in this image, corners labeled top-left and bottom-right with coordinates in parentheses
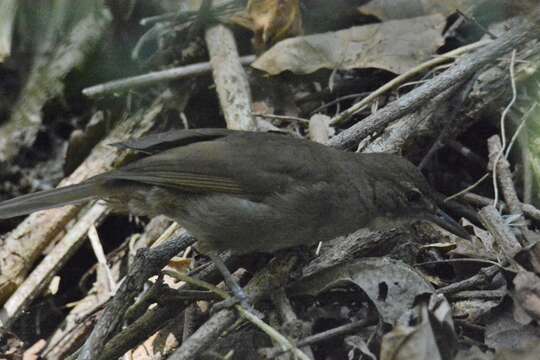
top-left (405, 189), bottom-right (422, 203)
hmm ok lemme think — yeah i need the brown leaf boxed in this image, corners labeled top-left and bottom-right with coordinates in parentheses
top-left (252, 14), bottom-right (445, 75)
top-left (230, 0), bottom-right (303, 48)
top-left (512, 270), bottom-right (540, 323)
top-left (380, 294), bottom-right (457, 360)
top-left (485, 311), bottom-right (540, 351)
top-left (290, 257), bottom-right (434, 324)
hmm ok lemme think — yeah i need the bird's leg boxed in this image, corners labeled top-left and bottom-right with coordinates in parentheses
top-left (208, 253), bottom-right (260, 316)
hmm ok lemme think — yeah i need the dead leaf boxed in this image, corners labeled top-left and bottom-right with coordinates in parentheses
top-left (461, 218), bottom-right (496, 255)
top-left (358, 0), bottom-right (477, 20)
top-left (485, 311), bottom-right (540, 351)
top-left (290, 257), bottom-right (434, 324)
top-left (252, 14), bottom-right (445, 75)
top-left (230, 0), bottom-right (303, 48)
top-left (512, 270), bottom-right (540, 323)
top-left (380, 294), bottom-right (457, 360)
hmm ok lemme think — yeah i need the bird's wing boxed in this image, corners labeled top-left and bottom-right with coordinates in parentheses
top-left (105, 170), bottom-right (245, 194)
top-left (110, 128), bottom-right (239, 154)
top-left (102, 132), bottom-right (329, 196)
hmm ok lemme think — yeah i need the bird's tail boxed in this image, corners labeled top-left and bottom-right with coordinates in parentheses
top-left (0, 181), bottom-right (99, 219)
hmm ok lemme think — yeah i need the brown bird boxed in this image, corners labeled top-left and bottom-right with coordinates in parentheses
top-left (0, 129), bottom-right (468, 307)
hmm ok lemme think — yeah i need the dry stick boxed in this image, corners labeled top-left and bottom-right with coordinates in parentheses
top-left (168, 254), bottom-right (299, 360)
top-left (505, 102), bottom-right (538, 160)
top-left (461, 192), bottom-right (540, 222)
top-left (99, 229), bottom-right (408, 358)
top-left (82, 55), bottom-right (255, 97)
top-left (270, 288), bottom-right (315, 359)
top-left (95, 273), bottom-right (217, 360)
top-left (488, 135), bottom-right (524, 218)
top-left (447, 288), bottom-right (507, 301)
top-left (205, 24), bottom-right (257, 130)
top-left (329, 39), bottom-right (491, 126)
top-left (329, 22), bottom-right (536, 149)
top-left (100, 306), bottom-right (186, 360)
top-left (75, 233), bottom-right (195, 360)
top-left (167, 271), bottom-right (311, 360)
top-left (94, 269), bottom-right (219, 360)
top-left (88, 225), bottom-right (116, 294)
top-left (437, 264), bottom-right (500, 295)
top-left (492, 50), bottom-right (518, 207)
top-left (267, 317), bottom-right (377, 359)
top-left (253, 112), bottom-right (310, 124)
top-left (478, 205), bottom-right (522, 259)
top-left (418, 78), bottom-right (475, 170)
top-left (361, 80), bottom-right (462, 154)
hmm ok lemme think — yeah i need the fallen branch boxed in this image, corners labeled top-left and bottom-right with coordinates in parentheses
top-left (329, 20), bottom-right (538, 150)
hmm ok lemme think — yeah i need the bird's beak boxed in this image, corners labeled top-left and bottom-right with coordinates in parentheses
top-left (426, 208), bottom-right (471, 240)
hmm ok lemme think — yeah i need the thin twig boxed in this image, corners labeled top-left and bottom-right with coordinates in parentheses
top-left (267, 317), bottom-right (376, 359)
top-left (330, 39), bottom-right (491, 126)
top-left (488, 135), bottom-right (524, 218)
top-left (83, 55), bottom-right (255, 97)
top-left (167, 270), bottom-right (311, 360)
top-left (445, 173), bottom-right (489, 202)
top-left (329, 22), bottom-right (535, 149)
top-left (75, 234), bottom-right (195, 360)
top-left (492, 49), bottom-right (517, 207)
top-left (505, 101), bottom-right (538, 158)
top-left (461, 192), bottom-right (540, 222)
top-left (478, 205), bottom-right (522, 260)
top-left (309, 92), bottom-right (370, 115)
top-left (253, 112), bottom-right (310, 124)
top-left (271, 288), bottom-right (315, 358)
top-left (437, 265), bottom-right (500, 294)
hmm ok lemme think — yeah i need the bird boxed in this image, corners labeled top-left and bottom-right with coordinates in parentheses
top-left (0, 128), bottom-right (469, 308)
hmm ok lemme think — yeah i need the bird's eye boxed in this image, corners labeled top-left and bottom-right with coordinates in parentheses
top-left (405, 189), bottom-right (422, 203)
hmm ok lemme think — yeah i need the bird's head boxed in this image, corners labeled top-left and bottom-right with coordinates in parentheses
top-left (365, 154), bottom-right (470, 239)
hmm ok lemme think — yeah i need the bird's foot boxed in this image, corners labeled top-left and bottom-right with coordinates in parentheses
top-left (207, 252), bottom-right (264, 318)
top-left (211, 292), bottom-right (264, 319)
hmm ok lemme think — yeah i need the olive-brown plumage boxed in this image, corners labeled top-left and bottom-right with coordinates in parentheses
top-left (0, 129), bottom-right (468, 254)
